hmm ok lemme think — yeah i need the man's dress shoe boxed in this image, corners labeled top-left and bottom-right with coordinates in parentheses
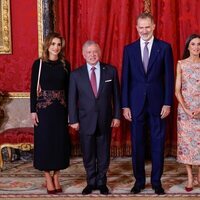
top-left (82, 185), bottom-right (93, 195)
top-left (130, 185), bottom-right (145, 194)
top-left (153, 186), bottom-right (165, 195)
top-left (98, 185), bottom-right (109, 195)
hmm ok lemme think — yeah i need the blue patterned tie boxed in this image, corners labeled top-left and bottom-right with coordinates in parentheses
top-left (143, 42), bottom-right (149, 73)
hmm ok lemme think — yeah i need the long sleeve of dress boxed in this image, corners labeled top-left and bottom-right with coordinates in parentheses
top-left (30, 59), bottom-right (40, 113)
top-left (64, 61), bottom-right (71, 106)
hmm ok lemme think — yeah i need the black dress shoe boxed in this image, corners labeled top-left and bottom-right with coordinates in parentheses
top-left (130, 185), bottom-right (145, 194)
top-left (82, 185), bottom-right (93, 195)
top-left (98, 185), bottom-right (109, 195)
top-left (153, 186), bottom-right (165, 195)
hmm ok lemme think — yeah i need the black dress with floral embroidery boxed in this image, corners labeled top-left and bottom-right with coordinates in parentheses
top-left (30, 59), bottom-right (70, 171)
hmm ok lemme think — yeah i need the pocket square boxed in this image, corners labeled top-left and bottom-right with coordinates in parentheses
top-left (105, 79), bottom-right (112, 82)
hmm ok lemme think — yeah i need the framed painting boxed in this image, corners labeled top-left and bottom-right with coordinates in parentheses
top-left (0, 0), bottom-right (12, 54)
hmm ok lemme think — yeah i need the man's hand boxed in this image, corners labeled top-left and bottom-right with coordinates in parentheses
top-left (70, 123), bottom-right (80, 131)
top-left (160, 105), bottom-right (171, 119)
top-left (123, 108), bottom-right (132, 121)
top-left (31, 112), bottom-right (39, 126)
top-left (111, 119), bottom-right (120, 127)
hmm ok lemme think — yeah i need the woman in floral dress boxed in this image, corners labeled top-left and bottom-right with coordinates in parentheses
top-left (175, 34), bottom-right (200, 191)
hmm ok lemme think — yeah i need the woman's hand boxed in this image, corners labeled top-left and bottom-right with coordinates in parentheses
top-left (183, 108), bottom-right (194, 118)
top-left (31, 112), bottom-right (39, 126)
top-left (192, 108), bottom-right (200, 118)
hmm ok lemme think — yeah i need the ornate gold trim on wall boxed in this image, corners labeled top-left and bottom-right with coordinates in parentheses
top-left (0, 0), bottom-right (12, 54)
top-left (143, 0), bottom-right (151, 13)
top-left (8, 92), bottom-right (30, 99)
top-left (37, 0), bottom-right (43, 57)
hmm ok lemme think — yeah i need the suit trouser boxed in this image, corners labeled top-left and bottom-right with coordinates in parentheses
top-left (80, 127), bottom-right (111, 187)
top-left (131, 103), bottom-right (166, 188)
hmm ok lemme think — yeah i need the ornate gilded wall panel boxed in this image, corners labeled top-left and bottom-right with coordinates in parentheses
top-left (0, 0), bottom-right (12, 54)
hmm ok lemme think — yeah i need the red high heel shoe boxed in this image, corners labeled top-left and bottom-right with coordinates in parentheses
top-left (47, 189), bottom-right (56, 194)
top-left (52, 175), bottom-right (63, 193)
top-left (185, 187), bottom-right (193, 192)
top-left (46, 177), bottom-right (56, 194)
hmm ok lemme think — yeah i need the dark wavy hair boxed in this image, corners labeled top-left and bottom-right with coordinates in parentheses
top-left (182, 34), bottom-right (200, 59)
top-left (41, 32), bottom-right (65, 64)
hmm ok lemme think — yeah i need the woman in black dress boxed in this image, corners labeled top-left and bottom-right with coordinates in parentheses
top-left (30, 32), bottom-right (70, 194)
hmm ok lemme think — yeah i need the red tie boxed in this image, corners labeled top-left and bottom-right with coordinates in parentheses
top-left (90, 67), bottom-right (97, 97)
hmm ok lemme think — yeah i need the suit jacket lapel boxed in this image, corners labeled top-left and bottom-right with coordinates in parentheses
top-left (97, 63), bottom-right (106, 97)
top-left (135, 40), bottom-right (146, 75)
top-left (81, 65), bottom-right (95, 97)
top-left (147, 38), bottom-right (160, 73)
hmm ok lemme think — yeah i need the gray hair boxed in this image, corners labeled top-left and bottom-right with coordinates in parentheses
top-left (82, 40), bottom-right (101, 52)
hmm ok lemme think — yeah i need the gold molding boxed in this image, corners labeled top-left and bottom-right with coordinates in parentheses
top-left (37, 0), bottom-right (43, 57)
top-left (8, 92), bottom-right (30, 98)
top-left (7, 2), bottom-right (43, 96)
top-left (143, 0), bottom-right (151, 13)
top-left (0, 143), bottom-right (34, 170)
top-left (0, 0), bottom-right (12, 54)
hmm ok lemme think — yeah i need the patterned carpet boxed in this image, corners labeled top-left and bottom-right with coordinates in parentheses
top-left (0, 156), bottom-right (199, 199)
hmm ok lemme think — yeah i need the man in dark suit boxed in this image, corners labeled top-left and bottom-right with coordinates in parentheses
top-left (121, 13), bottom-right (174, 195)
top-left (68, 40), bottom-right (120, 195)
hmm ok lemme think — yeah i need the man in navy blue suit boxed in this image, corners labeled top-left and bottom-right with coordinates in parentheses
top-left (68, 40), bottom-right (120, 195)
top-left (121, 13), bottom-right (174, 195)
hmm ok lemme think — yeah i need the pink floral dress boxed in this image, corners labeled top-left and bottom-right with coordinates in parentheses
top-left (177, 60), bottom-right (200, 165)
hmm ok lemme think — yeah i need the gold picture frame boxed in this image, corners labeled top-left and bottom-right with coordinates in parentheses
top-left (0, 0), bottom-right (12, 54)
top-left (37, 0), bottom-right (43, 57)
